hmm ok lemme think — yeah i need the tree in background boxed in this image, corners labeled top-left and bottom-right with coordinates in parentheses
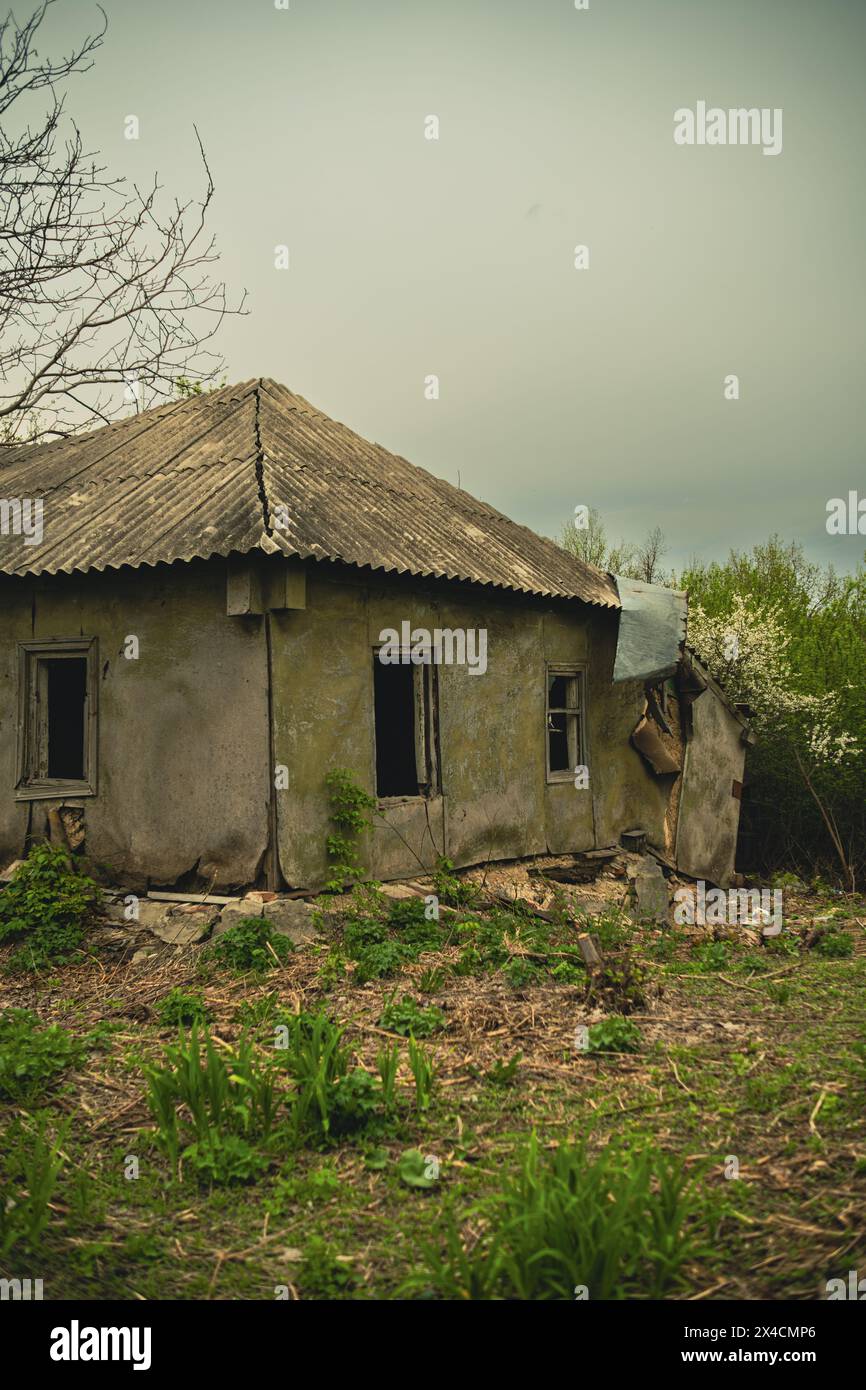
top-left (559, 508), bottom-right (671, 584)
top-left (683, 539), bottom-right (866, 889)
top-left (0, 1), bottom-right (244, 442)
top-left (557, 512), bottom-right (865, 886)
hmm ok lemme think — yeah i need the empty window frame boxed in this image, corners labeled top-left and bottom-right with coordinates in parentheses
top-left (546, 664), bottom-right (585, 781)
top-left (372, 652), bottom-right (438, 799)
top-left (16, 639), bottom-right (97, 798)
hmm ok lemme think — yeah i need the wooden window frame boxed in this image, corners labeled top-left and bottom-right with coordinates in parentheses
top-left (371, 648), bottom-right (440, 805)
top-left (545, 662), bottom-right (587, 784)
top-left (15, 638), bottom-right (98, 800)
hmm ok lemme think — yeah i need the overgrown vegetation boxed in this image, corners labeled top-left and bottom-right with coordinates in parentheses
top-left (1, 857), bottom-right (863, 1300)
top-left (0, 842), bottom-right (100, 970)
top-left (204, 917), bottom-right (293, 974)
top-left (406, 1136), bottom-right (710, 1299)
top-left (683, 538), bottom-right (866, 887)
top-left (0, 1009), bottom-right (82, 1101)
top-left (324, 769), bottom-right (376, 894)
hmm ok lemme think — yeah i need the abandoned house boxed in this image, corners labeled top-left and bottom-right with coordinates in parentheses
top-left (0, 379), bottom-right (751, 893)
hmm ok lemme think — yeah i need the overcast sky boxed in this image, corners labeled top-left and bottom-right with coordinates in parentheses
top-left (45, 0), bottom-right (866, 574)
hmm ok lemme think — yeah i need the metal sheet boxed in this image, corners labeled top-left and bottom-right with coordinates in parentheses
top-left (612, 575), bottom-right (688, 683)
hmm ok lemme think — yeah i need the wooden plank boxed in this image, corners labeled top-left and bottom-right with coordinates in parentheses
top-left (147, 891), bottom-right (240, 905)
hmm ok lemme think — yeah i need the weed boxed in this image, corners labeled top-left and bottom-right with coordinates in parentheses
top-left (298, 1235), bottom-right (358, 1298)
top-left (182, 1133), bottom-right (269, 1186)
top-left (585, 1016), bottom-right (641, 1054)
top-left (405, 1136), bottom-right (709, 1299)
top-left (407, 1037), bottom-right (436, 1110)
top-left (143, 1027), bottom-right (278, 1178)
top-left (0, 842), bottom-right (100, 969)
top-left (205, 917), bottom-right (293, 974)
top-left (418, 966), bottom-right (447, 993)
top-left (0, 1009), bottom-right (82, 1102)
top-left (324, 768), bottom-right (376, 894)
top-left (502, 956), bottom-right (544, 988)
top-left (585, 956), bottom-right (647, 1014)
top-left (375, 1044), bottom-right (400, 1110)
top-left (329, 1069), bottom-right (384, 1136)
top-left (154, 988), bottom-right (210, 1028)
top-left (432, 857), bottom-right (482, 910)
top-left (398, 1148), bottom-right (438, 1189)
top-left (353, 940), bottom-right (409, 984)
top-left (486, 1053), bottom-right (522, 1087)
top-left (766, 983), bottom-right (791, 1005)
top-left (814, 928), bottom-right (854, 959)
top-left (0, 1115), bottom-right (69, 1256)
top-left (379, 994), bottom-right (446, 1038)
top-left (582, 907), bottom-right (632, 953)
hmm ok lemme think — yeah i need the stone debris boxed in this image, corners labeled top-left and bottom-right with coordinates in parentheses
top-left (259, 899), bottom-right (321, 945)
top-left (631, 857), bottom-right (670, 924)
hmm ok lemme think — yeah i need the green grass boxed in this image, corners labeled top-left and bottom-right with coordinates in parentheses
top-left (1, 878), bottom-right (863, 1299)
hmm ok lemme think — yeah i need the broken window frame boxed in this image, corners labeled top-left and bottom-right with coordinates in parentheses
top-left (15, 638), bottom-right (98, 800)
top-left (371, 646), bottom-right (440, 803)
top-left (545, 662), bottom-right (586, 784)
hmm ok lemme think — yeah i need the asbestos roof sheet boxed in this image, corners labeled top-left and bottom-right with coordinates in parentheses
top-left (612, 575), bottom-right (688, 682)
top-left (0, 378), bottom-right (619, 607)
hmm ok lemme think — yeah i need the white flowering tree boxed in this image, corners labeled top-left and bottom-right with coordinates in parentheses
top-left (687, 593), bottom-right (861, 889)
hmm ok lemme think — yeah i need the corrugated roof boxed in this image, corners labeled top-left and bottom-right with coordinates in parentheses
top-left (0, 378), bottom-right (619, 607)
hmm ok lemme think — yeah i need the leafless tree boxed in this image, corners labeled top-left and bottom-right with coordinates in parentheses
top-left (559, 507), bottom-right (671, 584)
top-left (0, 0), bottom-right (245, 442)
top-left (633, 525), bottom-right (668, 584)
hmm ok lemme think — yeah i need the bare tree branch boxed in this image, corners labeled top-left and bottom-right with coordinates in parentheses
top-left (0, 0), bottom-right (246, 441)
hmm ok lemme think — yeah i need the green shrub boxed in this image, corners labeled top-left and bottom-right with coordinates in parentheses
top-left (814, 928), bottom-right (854, 958)
top-left (279, 1011), bottom-right (377, 1143)
top-left (502, 956), bottom-right (544, 988)
top-left (182, 1132), bottom-right (269, 1186)
top-left (432, 857), bottom-right (482, 909)
top-left (0, 842), bottom-right (100, 969)
top-left (585, 1016), bottom-right (641, 1054)
top-left (342, 916), bottom-right (388, 956)
top-left (549, 959), bottom-right (584, 985)
top-left (353, 940), bottom-right (409, 984)
top-left (0, 1009), bottom-right (82, 1101)
top-left (206, 917), bottom-right (293, 973)
top-left (379, 994), bottom-right (446, 1038)
top-left (298, 1235), bottom-right (358, 1298)
top-left (328, 1068), bottom-right (384, 1135)
top-left (154, 988), bottom-right (210, 1028)
top-left (692, 940), bottom-right (729, 971)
